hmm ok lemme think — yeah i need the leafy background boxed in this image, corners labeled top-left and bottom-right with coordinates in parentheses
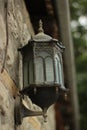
top-left (69, 0), bottom-right (87, 129)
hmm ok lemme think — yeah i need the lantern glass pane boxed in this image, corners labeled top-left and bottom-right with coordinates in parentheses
top-left (35, 57), bottom-right (44, 83)
top-left (24, 62), bottom-right (28, 87)
top-left (55, 58), bottom-right (60, 83)
top-left (29, 60), bottom-right (33, 84)
top-left (38, 51), bottom-right (50, 58)
top-left (45, 57), bottom-right (54, 82)
top-left (55, 55), bottom-right (63, 84)
top-left (59, 61), bottom-right (63, 84)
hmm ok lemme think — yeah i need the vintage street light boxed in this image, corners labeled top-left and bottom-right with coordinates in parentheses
top-left (15, 20), bottom-right (66, 125)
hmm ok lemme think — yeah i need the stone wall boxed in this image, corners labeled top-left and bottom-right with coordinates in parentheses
top-left (0, 0), bottom-right (56, 130)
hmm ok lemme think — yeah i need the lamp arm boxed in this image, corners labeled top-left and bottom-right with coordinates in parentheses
top-left (14, 95), bottom-right (45, 126)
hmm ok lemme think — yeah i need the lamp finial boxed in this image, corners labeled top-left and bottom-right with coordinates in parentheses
top-left (38, 19), bottom-right (44, 33)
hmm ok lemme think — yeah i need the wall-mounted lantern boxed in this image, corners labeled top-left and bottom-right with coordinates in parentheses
top-left (15, 20), bottom-right (67, 125)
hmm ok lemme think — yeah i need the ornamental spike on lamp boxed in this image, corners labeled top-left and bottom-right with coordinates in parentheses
top-left (15, 20), bottom-right (67, 125)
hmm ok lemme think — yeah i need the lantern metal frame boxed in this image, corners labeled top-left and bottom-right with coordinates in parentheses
top-left (15, 20), bottom-right (67, 125)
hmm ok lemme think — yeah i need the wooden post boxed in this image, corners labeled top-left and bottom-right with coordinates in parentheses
top-left (53, 0), bottom-right (80, 130)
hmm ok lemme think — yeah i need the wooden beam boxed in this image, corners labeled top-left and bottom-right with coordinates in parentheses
top-left (45, 0), bottom-right (54, 15)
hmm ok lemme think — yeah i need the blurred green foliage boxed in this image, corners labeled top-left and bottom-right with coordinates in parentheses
top-left (69, 0), bottom-right (87, 129)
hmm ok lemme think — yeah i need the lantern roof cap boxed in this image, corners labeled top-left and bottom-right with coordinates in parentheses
top-left (32, 19), bottom-right (53, 42)
top-left (18, 20), bottom-right (65, 51)
top-left (32, 32), bottom-right (53, 42)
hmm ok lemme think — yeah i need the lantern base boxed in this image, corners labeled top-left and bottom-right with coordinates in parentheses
top-left (20, 84), bottom-right (60, 109)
